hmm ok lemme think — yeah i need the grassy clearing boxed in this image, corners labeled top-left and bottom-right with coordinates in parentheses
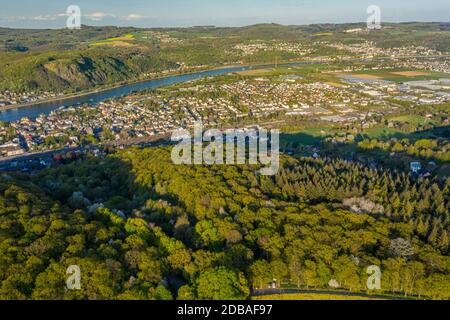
top-left (362, 127), bottom-right (404, 139)
top-left (390, 71), bottom-right (430, 77)
top-left (351, 74), bottom-right (383, 80)
top-left (314, 32), bottom-right (334, 37)
top-left (235, 68), bottom-right (273, 76)
top-left (281, 127), bottom-right (332, 145)
top-left (91, 34), bottom-right (136, 47)
top-left (390, 115), bottom-right (429, 126)
top-left (325, 81), bottom-right (347, 87)
top-left (108, 34), bottom-right (135, 41)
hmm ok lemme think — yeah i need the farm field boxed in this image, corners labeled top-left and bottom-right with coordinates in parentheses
top-left (338, 69), bottom-right (450, 82)
top-left (235, 68), bottom-right (274, 76)
top-left (91, 34), bottom-right (137, 47)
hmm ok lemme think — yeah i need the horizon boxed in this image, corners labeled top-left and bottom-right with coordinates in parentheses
top-left (1, 20), bottom-right (450, 31)
top-left (1, 0), bottom-right (450, 29)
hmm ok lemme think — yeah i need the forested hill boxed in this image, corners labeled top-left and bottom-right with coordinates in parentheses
top-left (0, 47), bottom-right (177, 93)
top-left (0, 147), bottom-right (448, 300)
top-left (1, 22), bottom-right (450, 93)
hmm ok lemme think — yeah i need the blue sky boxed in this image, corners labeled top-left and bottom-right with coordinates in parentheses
top-left (1, 0), bottom-right (449, 28)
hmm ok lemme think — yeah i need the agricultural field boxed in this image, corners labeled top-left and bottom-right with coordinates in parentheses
top-left (338, 69), bottom-right (450, 82)
top-left (235, 68), bottom-right (274, 76)
top-left (91, 34), bottom-right (138, 47)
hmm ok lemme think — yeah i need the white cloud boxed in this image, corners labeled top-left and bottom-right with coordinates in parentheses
top-left (123, 14), bottom-right (146, 21)
top-left (0, 16), bottom-right (27, 22)
top-left (32, 15), bottom-right (58, 21)
top-left (30, 12), bottom-right (70, 21)
top-left (84, 12), bottom-right (115, 21)
top-left (1, 11), bottom-right (152, 25)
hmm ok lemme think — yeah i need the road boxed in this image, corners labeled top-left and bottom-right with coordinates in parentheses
top-left (252, 288), bottom-right (413, 300)
top-left (0, 118), bottom-right (289, 170)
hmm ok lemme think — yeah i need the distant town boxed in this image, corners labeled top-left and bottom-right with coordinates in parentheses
top-left (0, 35), bottom-right (449, 178)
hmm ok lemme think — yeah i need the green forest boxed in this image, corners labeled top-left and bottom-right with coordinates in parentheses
top-left (0, 47), bottom-right (178, 93)
top-left (0, 147), bottom-right (448, 300)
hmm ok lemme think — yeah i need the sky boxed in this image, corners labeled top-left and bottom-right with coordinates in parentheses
top-left (0, 0), bottom-right (449, 29)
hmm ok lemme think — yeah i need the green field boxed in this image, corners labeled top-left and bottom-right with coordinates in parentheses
top-left (390, 115), bottom-right (430, 126)
top-left (281, 127), bottom-right (332, 145)
top-left (252, 293), bottom-right (386, 300)
top-left (362, 127), bottom-right (405, 139)
top-left (91, 34), bottom-right (136, 46)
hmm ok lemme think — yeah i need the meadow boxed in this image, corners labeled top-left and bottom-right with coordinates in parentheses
top-left (252, 293), bottom-right (386, 300)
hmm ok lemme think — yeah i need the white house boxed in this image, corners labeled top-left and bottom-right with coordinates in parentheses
top-left (410, 162), bottom-right (422, 173)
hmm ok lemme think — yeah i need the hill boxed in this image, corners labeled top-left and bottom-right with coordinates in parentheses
top-left (0, 147), bottom-right (448, 300)
top-left (1, 22), bottom-right (450, 93)
top-left (0, 47), bottom-right (177, 92)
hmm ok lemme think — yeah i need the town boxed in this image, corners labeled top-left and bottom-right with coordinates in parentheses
top-left (1, 59), bottom-right (449, 160)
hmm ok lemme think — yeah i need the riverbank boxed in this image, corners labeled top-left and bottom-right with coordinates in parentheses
top-left (1, 53), bottom-right (448, 122)
top-left (0, 68), bottom-right (220, 112)
top-left (0, 59), bottom-right (320, 122)
top-left (3, 53), bottom-right (448, 114)
top-left (0, 59), bottom-right (306, 113)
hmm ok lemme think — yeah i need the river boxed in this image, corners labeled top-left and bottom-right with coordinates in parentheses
top-left (0, 61), bottom-right (315, 122)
